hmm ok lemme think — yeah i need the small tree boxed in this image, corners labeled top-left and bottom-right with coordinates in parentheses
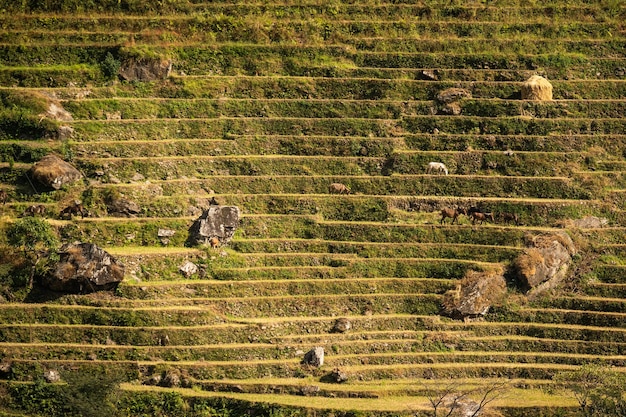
top-left (422, 378), bottom-right (508, 417)
top-left (6, 217), bottom-right (59, 288)
top-left (553, 364), bottom-right (626, 416)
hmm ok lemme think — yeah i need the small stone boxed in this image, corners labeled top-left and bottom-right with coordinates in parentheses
top-left (160, 370), bottom-right (181, 388)
top-left (332, 318), bottom-right (352, 333)
top-left (299, 385), bottom-right (320, 396)
top-left (43, 369), bottom-right (61, 383)
top-left (330, 367), bottom-right (348, 383)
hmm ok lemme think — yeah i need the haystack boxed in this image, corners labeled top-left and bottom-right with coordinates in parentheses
top-left (521, 75), bottom-right (553, 101)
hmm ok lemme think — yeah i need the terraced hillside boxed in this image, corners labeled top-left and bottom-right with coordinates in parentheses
top-left (0, 1), bottom-right (625, 416)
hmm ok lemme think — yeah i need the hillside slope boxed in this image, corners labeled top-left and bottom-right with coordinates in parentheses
top-left (0, 1), bottom-right (625, 416)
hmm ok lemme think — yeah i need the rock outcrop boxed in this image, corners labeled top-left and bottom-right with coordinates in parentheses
top-left (29, 154), bottom-right (82, 190)
top-left (514, 232), bottom-right (576, 294)
top-left (567, 216), bottom-right (608, 229)
top-left (42, 242), bottom-right (125, 293)
top-left (331, 318), bottom-right (352, 333)
top-left (106, 196), bottom-right (142, 217)
top-left (442, 267), bottom-right (506, 319)
top-left (435, 87), bottom-right (471, 115)
top-left (118, 57), bottom-right (172, 81)
top-left (188, 206), bottom-right (240, 246)
top-left (302, 347), bottom-right (324, 367)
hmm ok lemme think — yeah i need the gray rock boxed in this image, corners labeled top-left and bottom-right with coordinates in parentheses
top-left (43, 369), bottom-right (61, 383)
top-left (332, 318), bottom-right (352, 333)
top-left (438, 102), bottom-right (462, 115)
top-left (299, 385), bottom-right (320, 396)
top-left (158, 228), bottom-right (176, 245)
top-left (514, 232), bottom-right (576, 294)
top-left (302, 346), bottom-right (324, 367)
top-left (329, 367), bottom-right (348, 383)
top-left (29, 154), bottom-right (82, 190)
top-left (106, 196), bottom-right (141, 217)
top-left (44, 102), bottom-right (73, 122)
top-left (42, 242), bottom-right (125, 293)
top-left (119, 58), bottom-right (172, 81)
top-left (436, 88), bottom-right (471, 104)
top-left (0, 361), bottom-right (11, 377)
top-left (143, 374), bottom-right (162, 386)
top-left (179, 261), bottom-right (198, 278)
top-left (57, 125), bottom-right (74, 140)
top-left (421, 69), bottom-right (438, 81)
top-left (188, 206), bottom-right (240, 246)
top-left (160, 370), bottom-right (181, 388)
top-left (569, 216), bottom-right (608, 229)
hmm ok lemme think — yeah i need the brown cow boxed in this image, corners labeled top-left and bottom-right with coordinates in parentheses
top-left (329, 183), bottom-right (350, 195)
top-left (440, 207), bottom-right (466, 225)
top-left (22, 204), bottom-right (46, 217)
top-left (470, 211), bottom-right (494, 225)
top-left (59, 202), bottom-right (87, 220)
top-left (500, 212), bottom-right (519, 226)
top-left (209, 236), bottom-right (220, 249)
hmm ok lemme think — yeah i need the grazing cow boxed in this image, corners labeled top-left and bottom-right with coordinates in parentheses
top-left (500, 212), bottom-right (519, 225)
top-left (209, 236), bottom-right (220, 249)
top-left (22, 204), bottom-right (46, 217)
top-left (329, 182), bottom-right (351, 195)
top-left (59, 201), bottom-right (87, 220)
top-left (425, 162), bottom-right (449, 175)
top-left (0, 189), bottom-right (7, 205)
top-left (440, 207), bottom-right (466, 225)
top-left (470, 211), bottom-right (494, 225)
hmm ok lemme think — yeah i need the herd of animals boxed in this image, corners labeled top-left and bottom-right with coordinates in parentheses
top-left (1, 161), bottom-right (518, 226)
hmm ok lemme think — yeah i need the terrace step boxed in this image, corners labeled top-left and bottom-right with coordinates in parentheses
top-left (117, 278), bottom-right (455, 299)
top-left (11, 78), bottom-right (626, 101)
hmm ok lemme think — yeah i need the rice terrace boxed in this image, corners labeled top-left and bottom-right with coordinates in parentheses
top-left (0, 0), bottom-right (626, 416)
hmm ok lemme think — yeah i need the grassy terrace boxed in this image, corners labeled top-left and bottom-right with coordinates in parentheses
top-left (0, 0), bottom-right (625, 415)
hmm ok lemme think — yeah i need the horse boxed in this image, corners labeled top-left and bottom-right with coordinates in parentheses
top-left (470, 211), bottom-right (494, 225)
top-left (500, 212), bottom-right (519, 225)
top-left (440, 207), bottom-right (466, 225)
top-left (329, 183), bottom-right (351, 195)
top-left (0, 189), bottom-right (7, 205)
top-left (22, 204), bottom-right (46, 217)
top-left (59, 201), bottom-right (87, 219)
top-left (425, 162), bottom-right (449, 175)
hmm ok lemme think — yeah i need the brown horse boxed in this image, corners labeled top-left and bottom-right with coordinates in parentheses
top-left (440, 207), bottom-right (466, 225)
top-left (0, 190), bottom-right (7, 205)
top-left (470, 211), bottom-right (494, 225)
top-left (500, 212), bottom-right (519, 225)
top-left (59, 202), bottom-right (87, 219)
top-left (22, 204), bottom-right (46, 217)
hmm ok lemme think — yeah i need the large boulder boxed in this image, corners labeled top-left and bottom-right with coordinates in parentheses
top-left (514, 232), bottom-right (576, 294)
top-left (521, 75), bottom-right (553, 101)
top-left (435, 87), bottom-right (471, 115)
top-left (442, 267), bottom-right (506, 319)
top-left (42, 242), bottom-right (125, 293)
top-left (106, 196), bottom-right (142, 217)
top-left (302, 347), bottom-right (324, 367)
top-left (567, 216), bottom-right (608, 229)
top-left (188, 206), bottom-right (240, 246)
top-left (29, 155), bottom-right (82, 190)
top-left (118, 57), bottom-right (172, 81)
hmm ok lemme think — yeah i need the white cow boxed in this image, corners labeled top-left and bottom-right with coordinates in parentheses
top-left (425, 162), bottom-right (449, 175)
